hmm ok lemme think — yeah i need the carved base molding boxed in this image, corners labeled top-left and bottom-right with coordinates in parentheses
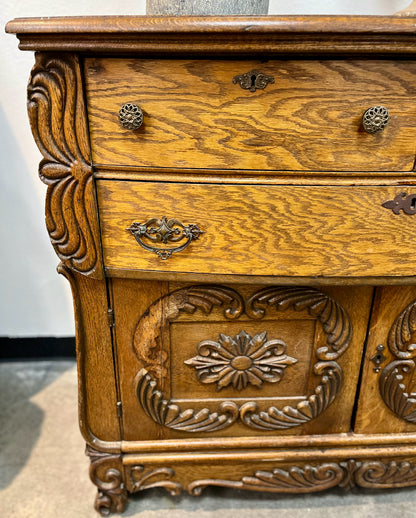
top-left (124, 458), bottom-right (416, 497)
top-left (86, 444), bottom-right (416, 515)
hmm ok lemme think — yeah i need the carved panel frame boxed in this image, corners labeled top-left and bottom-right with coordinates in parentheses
top-left (133, 285), bottom-right (352, 433)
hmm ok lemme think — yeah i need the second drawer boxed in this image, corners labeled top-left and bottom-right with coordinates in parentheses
top-left (97, 180), bottom-right (416, 278)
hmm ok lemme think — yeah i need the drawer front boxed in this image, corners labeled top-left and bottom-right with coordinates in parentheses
top-left (110, 279), bottom-right (372, 440)
top-left (85, 59), bottom-right (416, 172)
top-left (97, 180), bottom-right (416, 278)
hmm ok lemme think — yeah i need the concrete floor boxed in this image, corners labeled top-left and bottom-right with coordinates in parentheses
top-left (2, 361), bottom-right (416, 518)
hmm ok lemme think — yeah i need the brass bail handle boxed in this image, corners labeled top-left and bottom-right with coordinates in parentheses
top-left (127, 216), bottom-right (204, 260)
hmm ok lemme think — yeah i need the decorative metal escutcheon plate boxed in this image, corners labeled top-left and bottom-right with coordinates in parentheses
top-left (127, 216), bottom-right (204, 260)
top-left (233, 70), bottom-right (275, 92)
top-left (382, 192), bottom-right (416, 215)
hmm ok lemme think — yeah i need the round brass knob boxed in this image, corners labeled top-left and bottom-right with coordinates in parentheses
top-left (362, 106), bottom-right (389, 134)
top-left (118, 103), bottom-right (143, 130)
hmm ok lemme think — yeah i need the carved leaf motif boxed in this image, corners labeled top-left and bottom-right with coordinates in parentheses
top-left (246, 287), bottom-right (352, 360)
top-left (27, 53), bottom-right (102, 278)
top-left (388, 299), bottom-right (416, 359)
top-left (174, 285), bottom-right (244, 320)
top-left (354, 460), bottom-right (416, 488)
top-left (378, 297), bottom-right (416, 421)
top-left (239, 362), bottom-right (342, 430)
top-left (133, 285), bottom-right (244, 382)
top-left (187, 459), bottom-right (416, 496)
top-left (379, 360), bottom-right (416, 422)
top-left (185, 330), bottom-right (297, 391)
top-left (135, 369), bottom-right (239, 432)
top-left (188, 463), bottom-right (345, 495)
top-left (130, 466), bottom-right (182, 495)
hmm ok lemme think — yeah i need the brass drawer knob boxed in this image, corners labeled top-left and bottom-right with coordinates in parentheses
top-left (362, 105), bottom-right (389, 134)
top-left (127, 216), bottom-right (204, 260)
top-left (118, 102), bottom-right (143, 130)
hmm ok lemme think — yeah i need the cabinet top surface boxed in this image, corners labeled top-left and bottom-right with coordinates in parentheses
top-left (6, 15), bottom-right (416, 56)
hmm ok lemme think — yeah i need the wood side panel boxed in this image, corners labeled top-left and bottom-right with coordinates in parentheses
top-left (354, 286), bottom-right (416, 434)
top-left (85, 59), bottom-right (416, 172)
top-left (58, 265), bottom-right (120, 447)
top-left (97, 180), bottom-right (416, 278)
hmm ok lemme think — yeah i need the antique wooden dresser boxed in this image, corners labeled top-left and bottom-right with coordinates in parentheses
top-left (7, 14), bottom-right (416, 515)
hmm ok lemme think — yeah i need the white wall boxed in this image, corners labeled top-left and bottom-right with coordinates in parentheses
top-left (0, 0), bottom-right (410, 337)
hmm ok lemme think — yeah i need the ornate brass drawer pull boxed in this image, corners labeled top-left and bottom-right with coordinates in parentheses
top-left (362, 105), bottom-right (389, 134)
top-left (382, 192), bottom-right (416, 215)
top-left (118, 102), bottom-right (143, 130)
top-left (127, 216), bottom-right (204, 260)
top-left (233, 70), bottom-right (274, 92)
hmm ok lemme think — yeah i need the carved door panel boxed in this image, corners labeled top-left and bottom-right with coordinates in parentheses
top-left (354, 286), bottom-right (416, 434)
top-left (110, 279), bottom-right (372, 441)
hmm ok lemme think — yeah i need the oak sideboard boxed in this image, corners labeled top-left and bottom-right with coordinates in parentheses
top-left (7, 14), bottom-right (416, 515)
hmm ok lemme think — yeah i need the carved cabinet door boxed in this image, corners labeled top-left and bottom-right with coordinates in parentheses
top-left (110, 279), bottom-right (373, 441)
top-left (355, 286), bottom-right (416, 434)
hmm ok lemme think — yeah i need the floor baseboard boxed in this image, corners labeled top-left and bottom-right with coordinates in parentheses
top-left (0, 337), bottom-right (76, 360)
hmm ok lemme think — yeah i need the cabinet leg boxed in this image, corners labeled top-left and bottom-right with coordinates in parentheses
top-left (86, 445), bottom-right (129, 515)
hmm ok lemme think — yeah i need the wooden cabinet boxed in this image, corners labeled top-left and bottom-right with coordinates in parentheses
top-left (7, 14), bottom-right (416, 516)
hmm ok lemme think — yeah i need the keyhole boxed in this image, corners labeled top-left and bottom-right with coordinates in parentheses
top-left (411, 197), bottom-right (416, 210)
top-left (251, 74), bottom-right (257, 87)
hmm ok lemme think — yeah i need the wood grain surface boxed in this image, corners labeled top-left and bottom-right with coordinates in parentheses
top-left (85, 59), bottom-right (416, 172)
top-left (97, 180), bottom-right (416, 278)
top-left (58, 264), bottom-right (121, 449)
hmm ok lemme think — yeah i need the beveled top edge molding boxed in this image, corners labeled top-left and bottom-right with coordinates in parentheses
top-left (6, 15), bottom-right (416, 55)
top-left (6, 15), bottom-right (416, 34)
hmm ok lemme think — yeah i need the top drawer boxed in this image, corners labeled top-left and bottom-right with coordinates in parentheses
top-left (85, 59), bottom-right (416, 172)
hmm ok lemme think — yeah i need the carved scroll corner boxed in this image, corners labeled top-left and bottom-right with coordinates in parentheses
top-left (86, 445), bottom-right (128, 516)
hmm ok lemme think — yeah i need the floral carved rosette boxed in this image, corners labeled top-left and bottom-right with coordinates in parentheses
top-left (133, 285), bottom-right (352, 433)
top-left (185, 330), bottom-right (297, 391)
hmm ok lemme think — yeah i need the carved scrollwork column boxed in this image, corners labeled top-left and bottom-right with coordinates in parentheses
top-left (134, 285), bottom-right (352, 433)
top-left (27, 53), bottom-right (103, 278)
